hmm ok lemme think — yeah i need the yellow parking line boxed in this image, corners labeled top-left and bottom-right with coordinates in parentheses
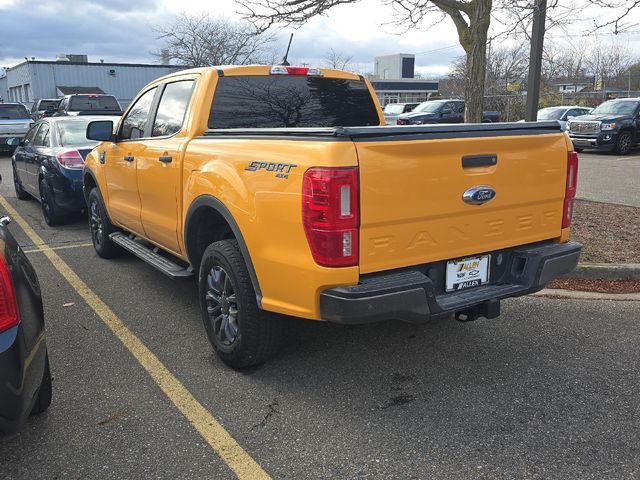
top-left (0, 194), bottom-right (270, 480)
top-left (23, 242), bottom-right (94, 254)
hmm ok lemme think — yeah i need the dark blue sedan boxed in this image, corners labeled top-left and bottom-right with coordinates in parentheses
top-left (11, 116), bottom-right (112, 226)
top-left (0, 211), bottom-right (51, 435)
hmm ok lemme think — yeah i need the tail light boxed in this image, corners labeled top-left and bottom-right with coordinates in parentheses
top-left (302, 167), bottom-right (359, 267)
top-left (397, 118), bottom-right (407, 125)
top-left (56, 148), bottom-right (84, 168)
top-left (0, 257), bottom-right (19, 333)
top-left (562, 151), bottom-right (579, 228)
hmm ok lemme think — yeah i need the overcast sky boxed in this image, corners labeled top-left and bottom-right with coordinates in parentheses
top-left (1, 0), bottom-right (639, 78)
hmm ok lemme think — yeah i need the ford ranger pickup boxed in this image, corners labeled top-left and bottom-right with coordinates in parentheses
top-left (83, 65), bottom-right (581, 368)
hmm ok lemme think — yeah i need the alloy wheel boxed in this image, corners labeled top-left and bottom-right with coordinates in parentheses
top-left (89, 199), bottom-right (104, 248)
top-left (205, 265), bottom-right (239, 346)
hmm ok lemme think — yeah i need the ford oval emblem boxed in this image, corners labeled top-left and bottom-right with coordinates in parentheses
top-left (462, 185), bottom-right (496, 205)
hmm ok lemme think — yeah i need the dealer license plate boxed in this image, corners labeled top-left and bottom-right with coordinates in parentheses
top-left (445, 255), bottom-right (490, 292)
top-left (572, 139), bottom-right (591, 147)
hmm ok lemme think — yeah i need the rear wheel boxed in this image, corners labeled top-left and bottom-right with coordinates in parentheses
top-left (30, 352), bottom-right (52, 415)
top-left (614, 131), bottom-right (633, 155)
top-left (13, 168), bottom-right (30, 200)
top-left (88, 188), bottom-right (121, 259)
top-left (39, 178), bottom-right (61, 226)
top-left (199, 239), bottom-right (283, 369)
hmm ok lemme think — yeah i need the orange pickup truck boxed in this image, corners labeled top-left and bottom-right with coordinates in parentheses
top-left (84, 65), bottom-right (581, 368)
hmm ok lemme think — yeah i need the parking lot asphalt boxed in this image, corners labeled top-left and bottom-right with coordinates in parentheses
top-left (0, 153), bottom-right (639, 479)
top-left (576, 151), bottom-right (640, 207)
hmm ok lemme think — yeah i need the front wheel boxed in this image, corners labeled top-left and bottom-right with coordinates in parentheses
top-left (88, 188), bottom-right (121, 259)
top-left (199, 239), bottom-right (283, 369)
top-left (614, 131), bottom-right (633, 155)
top-left (13, 168), bottom-right (29, 200)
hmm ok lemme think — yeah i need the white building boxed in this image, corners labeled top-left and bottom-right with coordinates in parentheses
top-left (370, 53), bottom-right (439, 106)
top-left (0, 55), bottom-right (185, 108)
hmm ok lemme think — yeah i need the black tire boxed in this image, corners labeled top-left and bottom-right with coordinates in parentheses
top-left (615, 130), bottom-right (633, 155)
top-left (30, 352), bottom-right (52, 415)
top-left (39, 178), bottom-right (61, 226)
top-left (199, 239), bottom-right (283, 369)
top-left (13, 168), bottom-right (30, 200)
top-left (88, 188), bottom-right (121, 259)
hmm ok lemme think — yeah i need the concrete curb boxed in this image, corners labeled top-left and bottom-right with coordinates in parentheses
top-left (562, 263), bottom-right (640, 281)
top-left (533, 288), bottom-right (640, 301)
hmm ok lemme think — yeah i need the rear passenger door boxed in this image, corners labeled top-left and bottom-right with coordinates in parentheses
top-left (136, 78), bottom-right (196, 254)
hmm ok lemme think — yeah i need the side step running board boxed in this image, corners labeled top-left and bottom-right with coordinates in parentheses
top-left (109, 232), bottom-right (194, 279)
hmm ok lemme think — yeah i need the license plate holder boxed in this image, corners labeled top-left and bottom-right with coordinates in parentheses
top-left (445, 255), bottom-right (490, 292)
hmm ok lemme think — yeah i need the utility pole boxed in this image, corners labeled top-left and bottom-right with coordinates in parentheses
top-left (525, 0), bottom-right (547, 121)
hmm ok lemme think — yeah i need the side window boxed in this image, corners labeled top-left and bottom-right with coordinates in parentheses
top-left (22, 124), bottom-right (40, 147)
top-left (456, 102), bottom-right (465, 113)
top-left (152, 80), bottom-right (194, 137)
top-left (32, 123), bottom-right (50, 147)
top-left (31, 102), bottom-right (38, 113)
top-left (119, 87), bottom-right (157, 140)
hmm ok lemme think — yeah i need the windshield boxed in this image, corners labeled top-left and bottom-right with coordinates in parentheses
top-left (69, 95), bottom-right (121, 112)
top-left (591, 100), bottom-right (637, 116)
top-left (537, 108), bottom-right (565, 120)
top-left (209, 76), bottom-right (380, 128)
top-left (384, 104), bottom-right (405, 114)
top-left (414, 101), bottom-right (444, 113)
top-left (57, 120), bottom-right (99, 147)
top-left (0, 104), bottom-right (30, 119)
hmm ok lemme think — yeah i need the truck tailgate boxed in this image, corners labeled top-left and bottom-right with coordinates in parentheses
top-left (355, 126), bottom-right (569, 274)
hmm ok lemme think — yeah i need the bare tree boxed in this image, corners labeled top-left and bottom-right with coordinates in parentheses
top-left (238, 0), bottom-right (494, 123)
top-left (236, 0), bottom-right (640, 122)
top-left (323, 48), bottom-right (354, 70)
top-left (153, 13), bottom-right (275, 67)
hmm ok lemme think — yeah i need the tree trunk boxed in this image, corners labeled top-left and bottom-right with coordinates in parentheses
top-left (461, 0), bottom-right (492, 123)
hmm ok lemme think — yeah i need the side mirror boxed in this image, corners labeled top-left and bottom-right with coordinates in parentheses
top-left (86, 120), bottom-right (114, 142)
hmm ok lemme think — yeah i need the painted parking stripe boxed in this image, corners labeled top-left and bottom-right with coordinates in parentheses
top-left (23, 242), bottom-right (94, 254)
top-left (0, 194), bottom-right (270, 480)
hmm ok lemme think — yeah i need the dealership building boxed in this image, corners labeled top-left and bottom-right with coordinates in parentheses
top-left (0, 54), bottom-right (185, 108)
top-left (369, 53), bottom-right (439, 106)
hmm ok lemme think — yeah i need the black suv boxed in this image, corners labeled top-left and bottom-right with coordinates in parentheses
top-left (54, 94), bottom-right (122, 117)
top-left (396, 99), bottom-right (500, 125)
top-left (567, 98), bottom-right (640, 155)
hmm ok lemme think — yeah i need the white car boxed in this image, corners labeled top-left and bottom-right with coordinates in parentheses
top-left (532, 106), bottom-right (593, 130)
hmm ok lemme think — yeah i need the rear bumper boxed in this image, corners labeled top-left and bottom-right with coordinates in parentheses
top-left (320, 241), bottom-right (581, 324)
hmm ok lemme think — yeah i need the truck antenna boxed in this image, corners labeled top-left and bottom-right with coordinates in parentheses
top-left (281, 33), bottom-right (294, 66)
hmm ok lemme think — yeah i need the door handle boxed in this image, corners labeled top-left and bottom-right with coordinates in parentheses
top-left (123, 155), bottom-right (134, 162)
top-left (159, 155), bottom-right (172, 163)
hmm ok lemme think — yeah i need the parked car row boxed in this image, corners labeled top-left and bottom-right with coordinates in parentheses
top-left (0, 95), bottom-right (122, 155)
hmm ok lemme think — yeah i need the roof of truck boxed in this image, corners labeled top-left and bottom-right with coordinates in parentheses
top-left (153, 65), bottom-right (363, 83)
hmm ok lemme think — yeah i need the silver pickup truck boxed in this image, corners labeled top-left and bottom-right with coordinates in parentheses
top-left (0, 103), bottom-right (32, 153)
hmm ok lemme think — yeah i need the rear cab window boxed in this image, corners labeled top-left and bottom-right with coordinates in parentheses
top-left (208, 75), bottom-right (380, 128)
top-left (69, 95), bottom-right (120, 112)
top-left (0, 104), bottom-right (30, 119)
